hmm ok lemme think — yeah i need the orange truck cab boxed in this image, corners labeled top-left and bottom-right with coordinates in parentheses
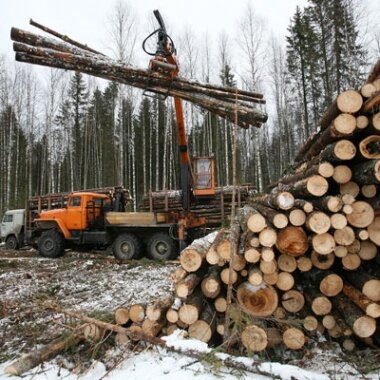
top-left (34, 191), bottom-right (179, 261)
top-left (36, 192), bottom-right (109, 239)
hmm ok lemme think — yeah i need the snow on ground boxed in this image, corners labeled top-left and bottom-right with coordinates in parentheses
top-left (1, 248), bottom-right (380, 380)
top-left (1, 330), bottom-right (379, 380)
top-left (0, 248), bottom-right (176, 360)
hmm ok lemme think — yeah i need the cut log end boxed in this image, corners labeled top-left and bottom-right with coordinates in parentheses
top-left (333, 165), bottom-right (352, 185)
top-left (303, 315), bottom-right (319, 331)
top-left (241, 325), bottom-right (268, 352)
top-left (307, 212), bottom-right (331, 234)
top-left (188, 320), bottom-right (213, 343)
top-left (276, 191), bottom-right (295, 210)
top-left (289, 209), bottom-right (306, 226)
top-left (178, 304), bottom-right (199, 325)
top-left (247, 212), bottom-right (267, 233)
top-left (363, 280), bottom-right (380, 302)
top-left (318, 162), bottom-right (335, 178)
top-left (276, 226), bottom-right (308, 257)
top-left (237, 282), bottom-right (278, 317)
top-left (337, 90), bottom-right (363, 114)
top-left (347, 201), bottom-right (375, 228)
top-left (312, 233), bottom-right (336, 255)
top-left (115, 307), bottom-right (130, 325)
top-left (307, 175), bottom-right (329, 197)
top-left (320, 274), bottom-right (343, 297)
top-left (281, 290), bottom-right (305, 313)
top-left (311, 295), bottom-right (332, 316)
top-left (283, 327), bottom-right (305, 350)
top-left (180, 249), bottom-right (203, 273)
top-left (129, 304), bottom-right (145, 323)
top-left (353, 316), bottom-right (377, 338)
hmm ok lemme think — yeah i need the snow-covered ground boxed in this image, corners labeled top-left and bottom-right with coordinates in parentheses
top-left (1, 248), bottom-right (380, 380)
top-left (1, 330), bottom-right (379, 380)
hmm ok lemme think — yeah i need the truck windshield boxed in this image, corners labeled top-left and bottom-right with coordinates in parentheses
top-left (3, 214), bottom-right (13, 223)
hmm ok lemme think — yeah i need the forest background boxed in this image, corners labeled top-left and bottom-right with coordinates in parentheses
top-left (1, 0), bottom-right (380, 214)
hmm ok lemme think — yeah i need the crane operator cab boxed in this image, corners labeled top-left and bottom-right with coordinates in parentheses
top-left (192, 156), bottom-right (215, 197)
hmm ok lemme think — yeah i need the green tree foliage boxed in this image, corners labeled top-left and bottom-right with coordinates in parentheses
top-left (284, 0), bottom-right (367, 164)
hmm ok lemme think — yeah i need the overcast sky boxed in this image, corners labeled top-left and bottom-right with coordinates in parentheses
top-left (1, 0), bottom-right (312, 59)
top-left (3, 0), bottom-right (379, 63)
top-left (1, 0), bottom-right (379, 89)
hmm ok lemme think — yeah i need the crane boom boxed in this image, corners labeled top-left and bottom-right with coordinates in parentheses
top-left (147, 10), bottom-right (192, 210)
top-left (143, 10), bottom-right (216, 246)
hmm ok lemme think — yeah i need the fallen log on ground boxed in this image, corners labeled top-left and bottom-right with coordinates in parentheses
top-left (5, 325), bottom-right (86, 376)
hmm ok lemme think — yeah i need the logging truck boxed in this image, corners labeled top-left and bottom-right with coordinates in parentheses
top-left (3, 11), bottom-right (251, 260)
top-left (35, 11), bottom-right (221, 260)
top-left (4, 186), bottom-right (198, 260)
top-left (32, 189), bottom-right (185, 260)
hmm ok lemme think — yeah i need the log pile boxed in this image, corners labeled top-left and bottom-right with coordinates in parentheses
top-left (9, 19), bottom-right (380, 358)
top-left (138, 185), bottom-right (257, 226)
top-left (110, 60), bottom-right (380, 354)
top-left (10, 21), bottom-right (267, 129)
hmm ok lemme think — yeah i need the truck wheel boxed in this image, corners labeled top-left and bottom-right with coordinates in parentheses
top-left (112, 233), bottom-right (142, 260)
top-left (38, 230), bottom-right (65, 258)
top-left (147, 233), bottom-right (177, 260)
top-left (5, 236), bottom-right (18, 250)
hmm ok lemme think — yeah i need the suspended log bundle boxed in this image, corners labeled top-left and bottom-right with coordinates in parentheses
top-left (10, 22), bottom-right (267, 129)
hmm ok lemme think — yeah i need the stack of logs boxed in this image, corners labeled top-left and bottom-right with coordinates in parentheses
top-left (112, 60), bottom-right (380, 354)
top-left (138, 185), bottom-right (256, 227)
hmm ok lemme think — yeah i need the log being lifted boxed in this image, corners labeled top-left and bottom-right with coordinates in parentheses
top-left (10, 26), bottom-right (267, 129)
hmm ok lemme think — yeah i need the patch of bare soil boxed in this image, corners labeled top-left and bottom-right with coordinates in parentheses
top-left (0, 247), bottom-right (177, 363)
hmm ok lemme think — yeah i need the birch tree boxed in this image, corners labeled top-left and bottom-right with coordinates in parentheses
top-left (237, 4), bottom-right (266, 190)
top-left (106, 0), bottom-right (138, 206)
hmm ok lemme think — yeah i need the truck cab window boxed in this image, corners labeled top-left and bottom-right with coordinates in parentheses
top-left (69, 196), bottom-right (81, 207)
top-left (3, 214), bottom-right (13, 223)
top-left (195, 159), bottom-right (212, 189)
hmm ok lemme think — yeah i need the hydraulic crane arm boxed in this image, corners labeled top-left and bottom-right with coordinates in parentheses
top-left (143, 10), bottom-right (192, 211)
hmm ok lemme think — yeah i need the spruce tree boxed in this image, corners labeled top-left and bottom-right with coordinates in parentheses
top-left (68, 72), bottom-right (88, 189)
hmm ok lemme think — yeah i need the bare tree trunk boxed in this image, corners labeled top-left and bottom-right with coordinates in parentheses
top-left (155, 97), bottom-right (159, 190)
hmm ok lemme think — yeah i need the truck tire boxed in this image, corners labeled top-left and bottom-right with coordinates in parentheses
top-left (5, 235), bottom-right (18, 250)
top-left (112, 233), bottom-right (142, 260)
top-left (38, 230), bottom-right (65, 258)
top-left (147, 233), bottom-right (177, 260)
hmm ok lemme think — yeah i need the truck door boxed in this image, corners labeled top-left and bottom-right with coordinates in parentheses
top-left (1, 213), bottom-right (14, 241)
top-left (86, 197), bottom-right (105, 228)
top-left (65, 195), bottom-right (87, 230)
